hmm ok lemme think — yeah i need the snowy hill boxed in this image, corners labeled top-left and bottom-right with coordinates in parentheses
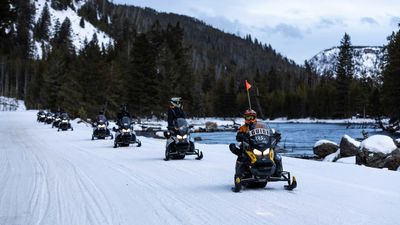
top-left (308, 46), bottom-right (384, 78)
top-left (1, 110), bottom-right (399, 225)
top-left (32, 0), bottom-right (113, 58)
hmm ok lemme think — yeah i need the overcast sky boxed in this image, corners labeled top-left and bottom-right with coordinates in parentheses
top-left (113, 0), bottom-right (400, 64)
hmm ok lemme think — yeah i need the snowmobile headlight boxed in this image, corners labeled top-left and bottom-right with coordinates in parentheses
top-left (40, 115), bottom-right (45, 117)
top-left (263, 148), bottom-right (270, 155)
top-left (177, 135), bottom-right (183, 139)
top-left (62, 120), bottom-right (68, 123)
top-left (253, 149), bottom-right (263, 156)
top-left (122, 128), bottom-right (131, 133)
top-left (98, 124), bottom-right (106, 128)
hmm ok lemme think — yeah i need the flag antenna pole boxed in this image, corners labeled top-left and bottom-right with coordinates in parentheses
top-left (245, 80), bottom-right (252, 109)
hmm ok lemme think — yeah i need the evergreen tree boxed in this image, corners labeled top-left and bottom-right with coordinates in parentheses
top-left (382, 26), bottom-right (400, 119)
top-left (335, 33), bottom-right (354, 118)
top-left (79, 17), bottom-right (85, 28)
top-left (34, 2), bottom-right (51, 41)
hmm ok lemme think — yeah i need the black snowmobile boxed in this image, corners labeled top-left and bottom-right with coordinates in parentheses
top-left (57, 113), bottom-right (73, 131)
top-left (229, 123), bottom-right (297, 192)
top-left (113, 116), bottom-right (141, 148)
top-left (37, 110), bottom-right (46, 123)
top-left (45, 112), bottom-right (55, 124)
top-left (91, 117), bottom-right (113, 140)
top-left (52, 113), bottom-right (61, 128)
top-left (164, 118), bottom-right (203, 160)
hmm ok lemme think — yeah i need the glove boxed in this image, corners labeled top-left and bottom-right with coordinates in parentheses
top-left (236, 132), bottom-right (248, 142)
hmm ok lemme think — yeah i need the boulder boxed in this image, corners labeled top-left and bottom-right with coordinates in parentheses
top-left (339, 135), bottom-right (361, 157)
top-left (356, 135), bottom-right (400, 170)
top-left (313, 140), bottom-right (339, 158)
top-left (395, 139), bottom-right (400, 148)
top-left (205, 122), bottom-right (217, 131)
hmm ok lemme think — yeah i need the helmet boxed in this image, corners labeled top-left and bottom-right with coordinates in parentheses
top-left (120, 104), bottom-right (128, 112)
top-left (170, 97), bottom-right (182, 108)
top-left (99, 110), bottom-right (104, 115)
top-left (244, 109), bottom-right (257, 124)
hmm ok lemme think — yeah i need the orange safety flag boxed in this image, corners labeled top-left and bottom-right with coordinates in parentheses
top-left (245, 80), bottom-right (252, 91)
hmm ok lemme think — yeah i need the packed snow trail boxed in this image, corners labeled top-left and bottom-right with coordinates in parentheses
top-left (0, 111), bottom-right (399, 225)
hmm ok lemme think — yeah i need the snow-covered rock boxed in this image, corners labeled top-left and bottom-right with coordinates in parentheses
top-left (360, 135), bottom-right (397, 154)
top-left (313, 140), bottom-right (339, 158)
top-left (356, 135), bottom-right (400, 170)
top-left (308, 46), bottom-right (383, 79)
top-left (339, 134), bottom-right (361, 157)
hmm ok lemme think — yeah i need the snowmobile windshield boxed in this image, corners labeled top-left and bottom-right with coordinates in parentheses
top-left (61, 113), bottom-right (69, 120)
top-left (98, 115), bottom-right (107, 123)
top-left (247, 123), bottom-right (275, 151)
top-left (175, 118), bottom-right (188, 135)
top-left (121, 116), bottom-right (131, 128)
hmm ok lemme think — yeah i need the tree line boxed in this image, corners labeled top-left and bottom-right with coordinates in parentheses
top-left (0, 0), bottom-right (399, 121)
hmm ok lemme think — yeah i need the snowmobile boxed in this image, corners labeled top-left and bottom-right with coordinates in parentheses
top-left (229, 123), bottom-right (297, 192)
top-left (164, 118), bottom-right (203, 160)
top-left (52, 115), bottom-right (61, 128)
top-left (37, 110), bottom-right (46, 123)
top-left (91, 119), bottom-right (113, 140)
top-left (57, 113), bottom-right (73, 131)
top-left (113, 116), bottom-right (141, 148)
top-left (45, 112), bottom-right (55, 124)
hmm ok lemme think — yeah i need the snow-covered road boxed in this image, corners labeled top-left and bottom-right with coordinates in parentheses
top-left (0, 111), bottom-right (399, 225)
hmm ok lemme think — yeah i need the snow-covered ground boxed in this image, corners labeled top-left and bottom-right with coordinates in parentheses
top-left (1, 111), bottom-right (399, 225)
top-left (0, 96), bottom-right (26, 111)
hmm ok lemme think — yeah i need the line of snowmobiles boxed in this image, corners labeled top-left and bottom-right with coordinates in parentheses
top-left (87, 116), bottom-right (141, 149)
top-left (35, 111), bottom-right (296, 193)
top-left (37, 110), bottom-right (74, 131)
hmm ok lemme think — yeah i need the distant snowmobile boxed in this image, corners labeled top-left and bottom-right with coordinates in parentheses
top-left (45, 112), bottom-right (55, 124)
top-left (57, 113), bottom-right (73, 131)
top-left (91, 119), bottom-right (113, 140)
top-left (229, 123), bottom-right (297, 192)
top-left (164, 118), bottom-right (203, 160)
top-left (113, 116), bottom-right (141, 148)
top-left (37, 110), bottom-right (46, 123)
top-left (52, 115), bottom-right (61, 128)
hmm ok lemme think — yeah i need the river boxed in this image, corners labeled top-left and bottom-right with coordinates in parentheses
top-left (191, 123), bottom-right (381, 157)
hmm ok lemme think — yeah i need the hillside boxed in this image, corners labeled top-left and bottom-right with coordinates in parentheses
top-left (78, 0), bottom-right (304, 78)
top-left (32, 0), bottom-right (113, 58)
top-left (308, 46), bottom-right (384, 78)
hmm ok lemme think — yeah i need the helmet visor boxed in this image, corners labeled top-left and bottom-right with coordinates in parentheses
top-left (244, 115), bottom-right (256, 121)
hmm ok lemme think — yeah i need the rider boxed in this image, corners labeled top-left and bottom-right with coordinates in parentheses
top-left (95, 110), bottom-right (108, 125)
top-left (230, 109), bottom-right (283, 192)
top-left (117, 104), bottom-right (131, 127)
top-left (167, 97), bottom-right (186, 133)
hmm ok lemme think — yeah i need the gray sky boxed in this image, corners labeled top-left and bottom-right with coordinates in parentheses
top-left (113, 0), bottom-right (400, 64)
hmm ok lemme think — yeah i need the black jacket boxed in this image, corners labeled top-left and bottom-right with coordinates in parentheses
top-left (167, 107), bottom-right (186, 129)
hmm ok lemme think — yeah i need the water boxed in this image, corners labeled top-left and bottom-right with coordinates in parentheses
top-left (191, 123), bottom-right (380, 157)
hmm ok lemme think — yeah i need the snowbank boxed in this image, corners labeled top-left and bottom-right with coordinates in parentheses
top-left (314, 140), bottom-right (338, 148)
top-left (0, 96), bottom-right (26, 111)
top-left (360, 135), bottom-right (397, 154)
top-left (323, 149), bottom-right (340, 162)
top-left (336, 156), bottom-right (356, 164)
